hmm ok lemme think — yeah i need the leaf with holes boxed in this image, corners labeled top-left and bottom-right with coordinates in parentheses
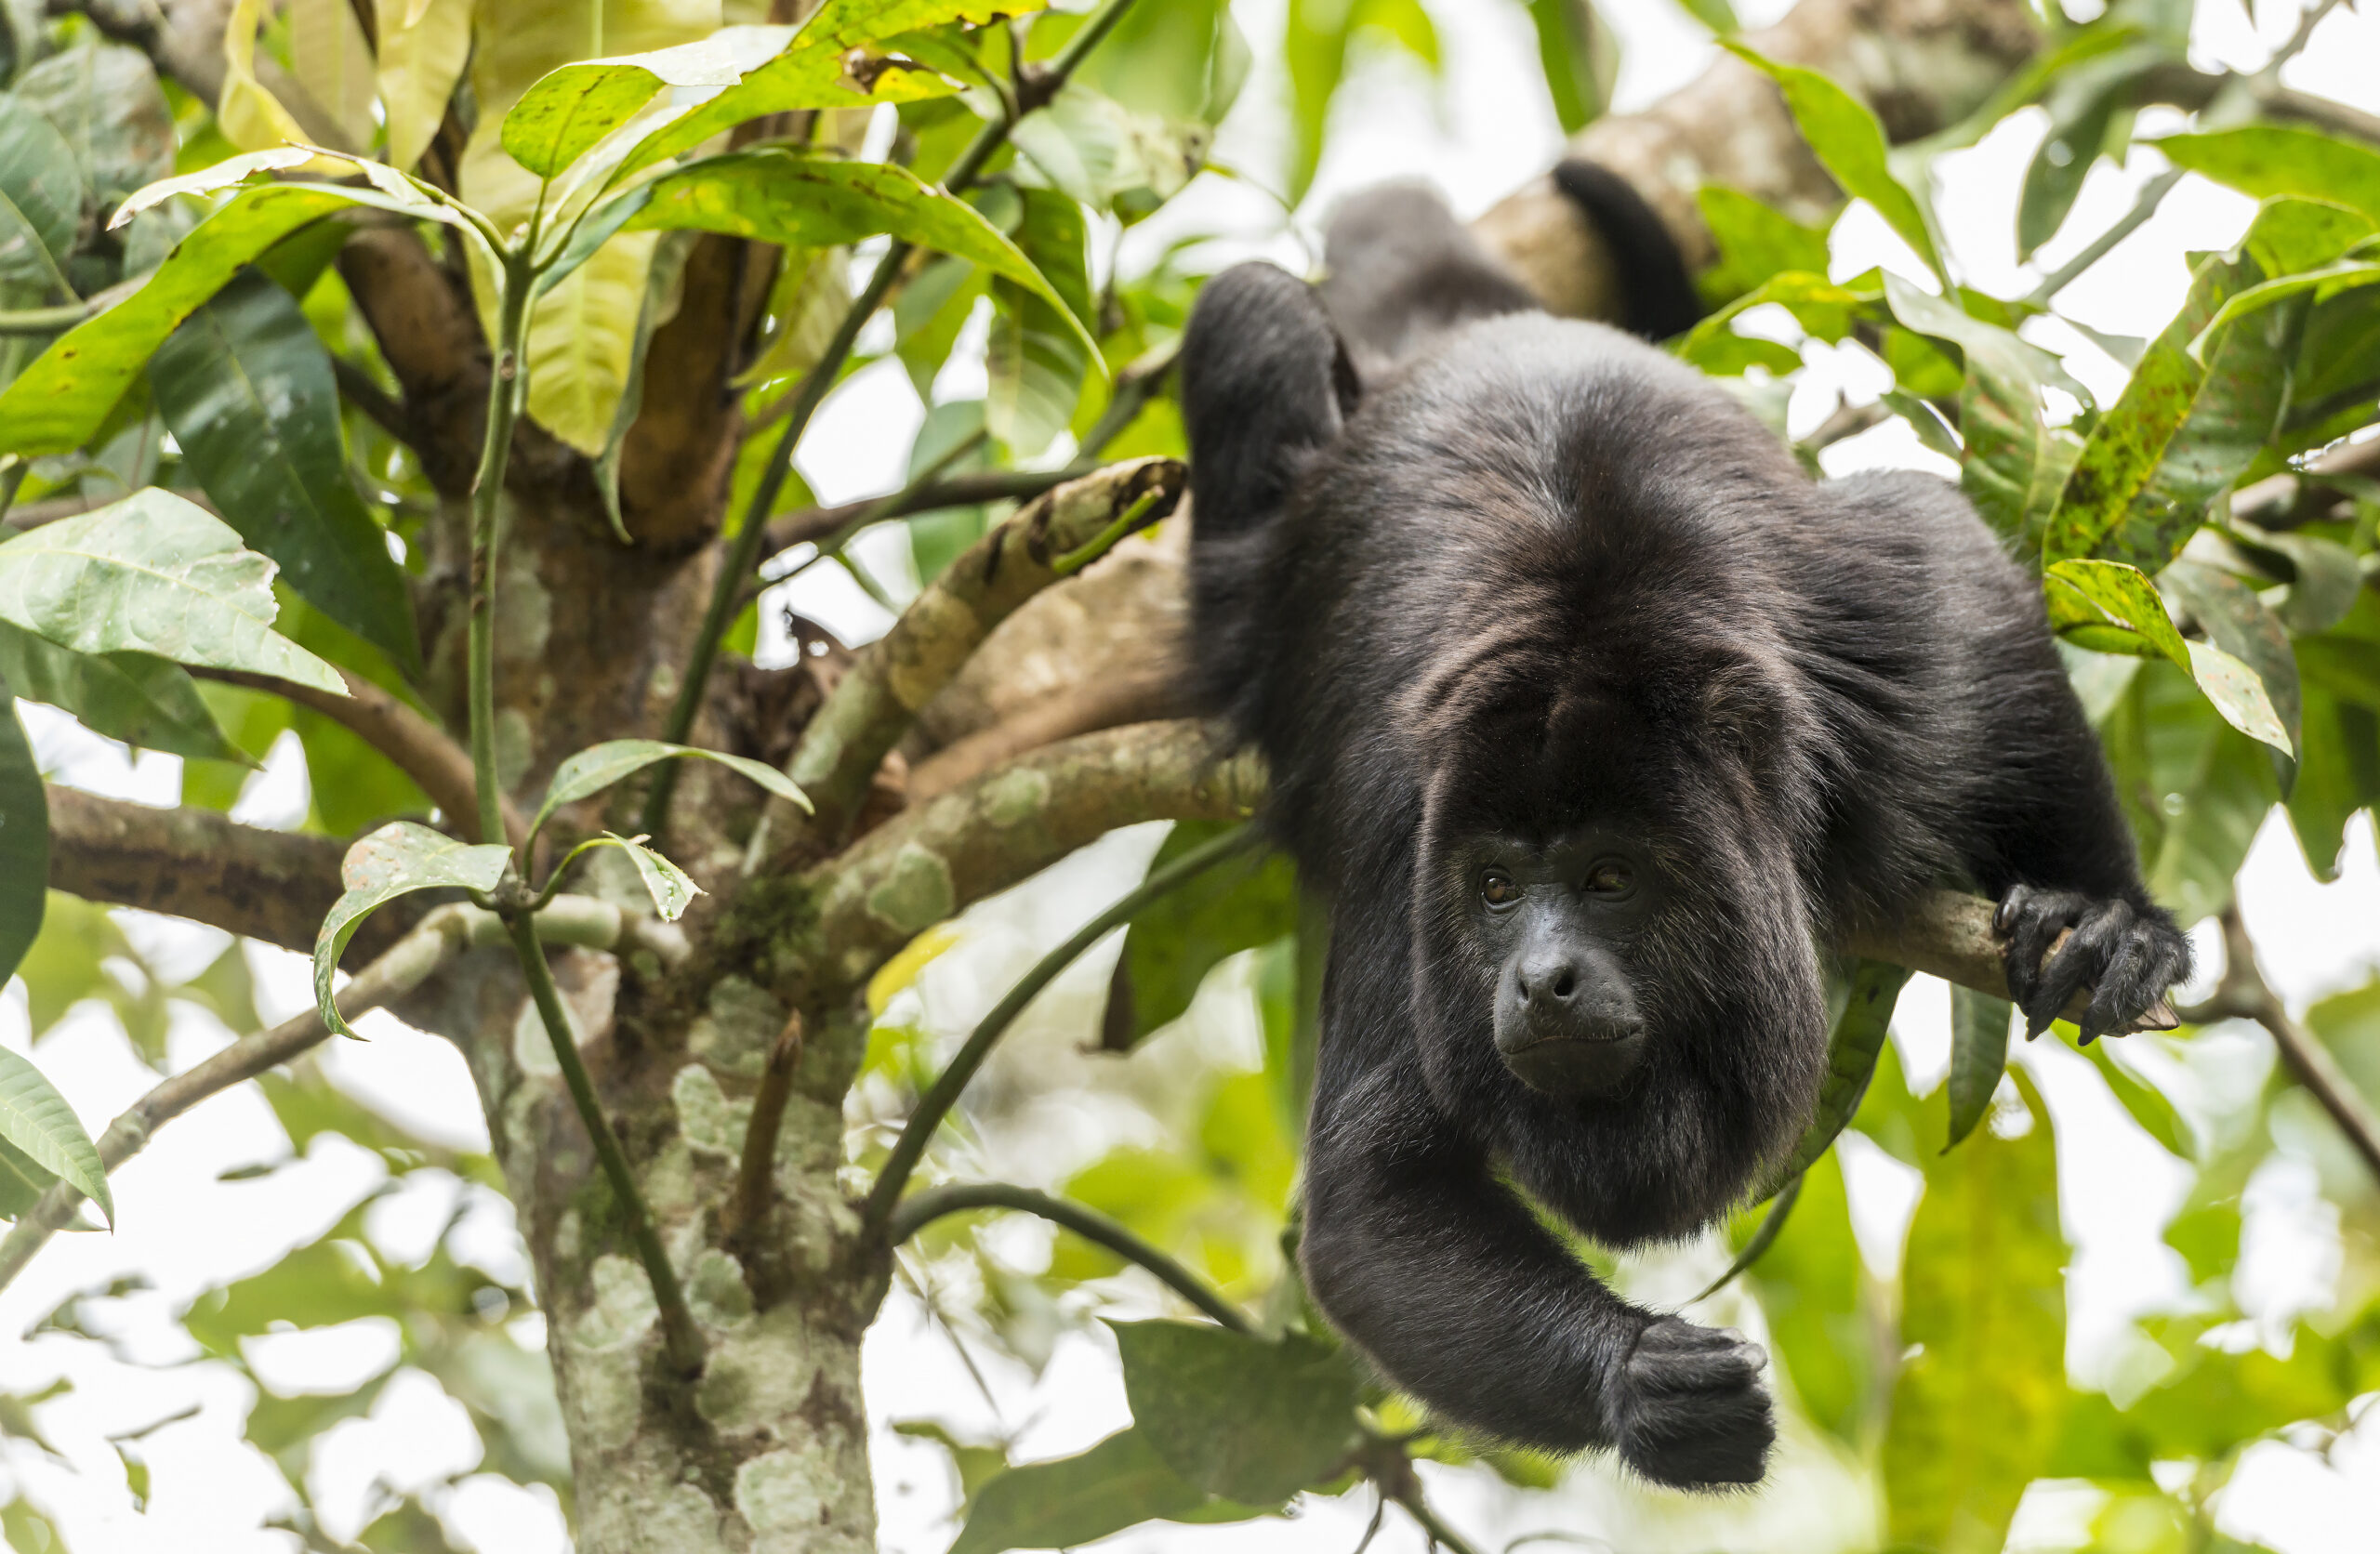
top-left (312, 823), bottom-right (510, 1037)
top-left (0, 1046), bottom-right (108, 1227)
top-left (0, 490), bottom-right (346, 693)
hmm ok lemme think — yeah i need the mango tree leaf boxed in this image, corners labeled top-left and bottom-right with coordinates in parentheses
top-left (530, 738), bottom-right (810, 839)
top-left (0, 490), bottom-right (347, 693)
top-left (0, 620), bottom-right (246, 763)
top-left (1109, 820), bottom-right (1297, 1050)
top-left (1741, 1151), bottom-right (1875, 1445)
top-left (1284, 0), bottom-right (1440, 205)
top-left (290, 0), bottom-right (381, 161)
top-left (1943, 986), bottom-right (2012, 1151)
top-left (312, 822), bottom-right (510, 1037)
top-left (2189, 260), bottom-right (2380, 361)
top-left (1109, 1320), bottom-right (1359, 1503)
top-left (1765, 959), bottom-right (1911, 1194)
top-left (2043, 204), bottom-right (2335, 573)
top-left (625, 148), bottom-right (1099, 358)
top-left (1881, 273), bottom-right (2081, 551)
top-left (0, 1046), bottom-right (107, 1226)
top-left (0, 699), bottom-right (45, 990)
top-left (502, 63), bottom-right (669, 181)
top-left (2016, 45), bottom-right (2160, 261)
top-left (1007, 82), bottom-right (1217, 221)
top-left (2229, 521), bottom-right (2361, 636)
top-left (988, 188), bottom-right (1093, 456)
top-left (1722, 43), bottom-right (1946, 281)
top-left (0, 95), bottom-right (85, 298)
top-left (2286, 679), bottom-right (2380, 881)
top-left (1695, 184), bottom-right (1831, 308)
top-left (377, 0), bottom-right (474, 173)
top-left (2079, 1038), bottom-right (2191, 1159)
top-left (148, 271), bottom-right (420, 671)
top-left (2, 178), bottom-right (479, 456)
top-left (612, 1), bottom-right (1041, 183)
top-left (14, 37), bottom-right (175, 205)
top-left (1674, 269), bottom-right (1877, 372)
top-left (951, 1428), bottom-right (1261, 1554)
top-left (216, 0), bottom-right (345, 167)
top-left (2157, 126), bottom-right (2380, 225)
top-left (1521, 0), bottom-right (1616, 137)
top-left (2043, 559), bottom-right (2292, 754)
top-left (2162, 560), bottom-right (2300, 757)
top-left (588, 832), bottom-right (702, 921)
top-left (1883, 1072), bottom-right (2067, 1554)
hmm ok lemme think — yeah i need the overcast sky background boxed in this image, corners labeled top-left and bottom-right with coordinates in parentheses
top-left (6, 1), bottom-right (2380, 1551)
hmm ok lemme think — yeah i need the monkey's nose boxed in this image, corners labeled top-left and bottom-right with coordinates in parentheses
top-left (1499, 952), bottom-right (1644, 1097)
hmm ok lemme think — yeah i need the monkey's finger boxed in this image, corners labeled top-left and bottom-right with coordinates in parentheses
top-left (1993, 884), bottom-right (2032, 938)
top-left (2003, 893), bottom-right (2078, 1019)
top-left (2079, 934), bottom-right (2152, 1045)
top-left (2030, 902), bottom-right (2126, 1038)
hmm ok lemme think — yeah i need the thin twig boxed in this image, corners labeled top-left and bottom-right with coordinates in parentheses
top-left (887, 1181), bottom-right (1252, 1333)
top-left (860, 823), bottom-right (1262, 1238)
top-left (2179, 904), bottom-right (2380, 1182)
top-left (1801, 398), bottom-right (1890, 452)
top-left (0, 896), bottom-right (641, 1295)
top-left (2025, 166), bottom-right (2185, 308)
top-left (0, 301), bottom-right (94, 336)
top-left (2263, 0), bottom-right (2347, 77)
top-left (1394, 1484), bottom-right (1483, 1554)
top-left (641, 0), bottom-right (1156, 841)
top-left (189, 667), bottom-right (527, 850)
top-left (505, 911), bottom-right (707, 1375)
top-left (725, 1010), bottom-right (805, 1243)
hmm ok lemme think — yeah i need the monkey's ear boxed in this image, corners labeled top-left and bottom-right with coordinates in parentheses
top-left (1180, 262), bottom-right (1358, 539)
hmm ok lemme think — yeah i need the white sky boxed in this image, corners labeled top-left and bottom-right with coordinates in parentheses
top-left (7, 1), bottom-right (2380, 1551)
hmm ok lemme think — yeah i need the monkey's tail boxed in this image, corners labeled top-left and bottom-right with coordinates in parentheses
top-left (1551, 159), bottom-right (1706, 342)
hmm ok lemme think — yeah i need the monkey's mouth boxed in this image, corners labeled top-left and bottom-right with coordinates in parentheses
top-left (1496, 1024), bottom-right (1645, 1098)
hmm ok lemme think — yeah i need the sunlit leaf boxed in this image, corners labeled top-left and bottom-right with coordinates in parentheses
top-left (0, 490), bottom-right (347, 693)
top-left (312, 822), bottom-right (509, 1036)
top-left (377, 0), bottom-right (475, 173)
top-left (988, 188), bottom-right (1092, 456)
top-left (0, 1046), bottom-right (109, 1226)
top-left (1694, 184), bottom-right (1830, 308)
top-left (0, 620), bottom-right (247, 763)
top-left (216, 0), bottom-right (348, 169)
top-left (2157, 125), bottom-right (2380, 225)
top-left (287, 0), bottom-right (378, 151)
top-left (2044, 560), bottom-right (2291, 754)
top-left (2162, 560), bottom-right (2300, 757)
top-left (148, 271), bottom-right (421, 670)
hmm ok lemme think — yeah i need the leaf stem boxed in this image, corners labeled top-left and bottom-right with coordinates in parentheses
top-left (504, 910), bottom-right (706, 1375)
top-left (2024, 166), bottom-right (2183, 309)
top-left (860, 823), bottom-right (1261, 1239)
top-left (641, 0), bottom-right (1152, 841)
top-left (0, 301), bottom-right (94, 336)
top-left (887, 1181), bottom-right (1252, 1333)
top-left (469, 253), bottom-right (535, 857)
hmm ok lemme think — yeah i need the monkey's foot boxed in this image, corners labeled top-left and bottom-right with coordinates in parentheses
top-left (1606, 1317), bottom-right (1773, 1490)
top-left (1995, 884), bottom-right (2190, 1045)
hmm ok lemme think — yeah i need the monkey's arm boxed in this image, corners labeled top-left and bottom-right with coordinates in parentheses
top-left (1301, 1049), bottom-right (1772, 1487)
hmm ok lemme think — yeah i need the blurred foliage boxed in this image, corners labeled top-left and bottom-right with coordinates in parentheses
top-left (0, 0), bottom-right (2376, 1550)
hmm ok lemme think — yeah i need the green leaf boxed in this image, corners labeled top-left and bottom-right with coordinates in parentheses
top-left (2044, 559), bottom-right (2293, 754)
top-left (2043, 204), bottom-right (2330, 573)
top-left (1284, 0), bottom-right (1441, 204)
top-left (951, 1428), bottom-right (1258, 1554)
top-left (1674, 0), bottom-right (1737, 29)
top-left (1111, 821), bottom-right (1298, 1049)
top-left (0, 489), bottom-right (347, 693)
top-left (0, 619), bottom-right (246, 763)
top-left (0, 1046), bottom-right (109, 1226)
top-left (1765, 958), bottom-right (1911, 1192)
top-left (1694, 185), bottom-right (1831, 308)
top-left (1943, 987), bottom-right (2012, 1151)
top-left (0, 699), bottom-right (46, 992)
top-left (989, 188), bottom-right (1093, 457)
top-left (377, 0), bottom-right (475, 173)
top-left (1883, 1072), bottom-right (2068, 1554)
top-left (625, 148), bottom-right (1098, 358)
top-left (0, 182), bottom-right (443, 456)
top-left (2188, 260), bottom-right (2380, 362)
top-left (1522, 0), bottom-right (1616, 137)
top-left (2157, 125), bottom-right (2380, 225)
top-left (1741, 1151), bottom-right (1874, 1444)
top-left (312, 822), bottom-right (510, 1038)
top-left (591, 831), bottom-right (702, 921)
top-left (2286, 679), bottom-right (2380, 881)
top-left (2162, 560), bottom-right (2301, 757)
top-left (1673, 268), bottom-right (1876, 374)
top-left (2079, 1037), bottom-right (2190, 1159)
top-left (530, 738), bottom-right (810, 841)
top-left (1722, 43), bottom-right (1945, 281)
top-left (503, 62), bottom-right (670, 182)
top-left (1109, 1320), bottom-right (1358, 1503)
top-left (2016, 46), bottom-right (2158, 261)
top-left (147, 271), bottom-right (421, 671)
top-left (614, 3), bottom-right (1041, 183)
top-left (13, 38), bottom-right (175, 207)
top-left (0, 94), bottom-right (85, 299)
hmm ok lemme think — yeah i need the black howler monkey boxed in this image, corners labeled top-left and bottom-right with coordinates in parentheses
top-left (1176, 170), bottom-right (2188, 1489)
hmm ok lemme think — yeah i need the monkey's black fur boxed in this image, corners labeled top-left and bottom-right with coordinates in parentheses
top-left (1178, 184), bottom-right (2188, 1489)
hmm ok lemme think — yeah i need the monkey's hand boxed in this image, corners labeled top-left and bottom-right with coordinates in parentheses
top-left (1605, 1316), bottom-right (1773, 1490)
top-left (1995, 884), bottom-right (2190, 1045)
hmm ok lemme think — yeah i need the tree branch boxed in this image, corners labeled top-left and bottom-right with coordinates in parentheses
top-left (188, 667), bottom-right (527, 849)
top-left (0, 895), bottom-right (656, 1297)
top-left (2232, 428), bottom-right (2380, 529)
top-left (887, 1181), bottom-right (1252, 1333)
top-left (724, 1009), bottom-right (804, 1245)
top-left (2179, 904), bottom-right (2380, 1182)
top-left (330, 356), bottom-right (416, 451)
top-left (790, 719), bottom-right (1265, 997)
top-left (748, 458), bottom-right (1184, 862)
top-left (860, 824), bottom-right (1261, 1240)
top-left (906, 668), bottom-right (1188, 807)
top-left (1844, 891), bottom-right (2178, 1035)
top-left (45, 784), bottom-right (360, 955)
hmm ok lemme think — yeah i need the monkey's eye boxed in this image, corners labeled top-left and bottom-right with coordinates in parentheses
top-left (1480, 872), bottom-right (1521, 908)
top-left (1583, 860), bottom-right (1634, 896)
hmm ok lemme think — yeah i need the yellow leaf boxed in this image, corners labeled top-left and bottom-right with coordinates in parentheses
top-left (867, 923), bottom-right (961, 1018)
top-left (459, 0), bottom-right (721, 452)
top-left (289, 0), bottom-right (378, 150)
top-left (218, 0), bottom-right (350, 173)
top-left (377, 0), bottom-right (474, 171)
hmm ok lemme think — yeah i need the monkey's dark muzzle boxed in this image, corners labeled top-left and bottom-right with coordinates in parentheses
top-left (1494, 950), bottom-right (1645, 1098)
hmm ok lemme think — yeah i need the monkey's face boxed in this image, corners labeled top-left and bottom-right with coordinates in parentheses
top-left (1409, 706), bottom-right (1831, 1245)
